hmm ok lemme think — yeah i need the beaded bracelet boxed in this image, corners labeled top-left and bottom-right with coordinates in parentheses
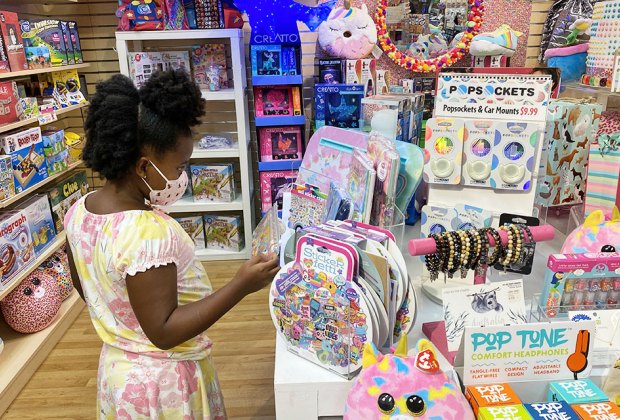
top-left (438, 233), bottom-right (450, 280)
top-left (486, 228), bottom-right (503, 266)
top-left (447, 232), bottom-right (460, 279)
top-left (468, 229), bottom-right (483, 271)
top-left (511, 224), bottom-right (523, 264)
top-left (425, 233), bottom-right (441, 281)
top-left (457, 230), bottom-right (471, 278)
top-left (475, 228), bottom-right (490, 276)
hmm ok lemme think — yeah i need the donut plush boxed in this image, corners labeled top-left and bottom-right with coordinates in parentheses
top-left (1, 271), bottom-right (61, 334)
top-left (562, 207), bottom-right (620, 254)
top-left (38, 248), bottom-right (73, 301)
top-left (318, 3), bottom-right (377, 59)
top-left (345, 337), bottom-right (474, 419)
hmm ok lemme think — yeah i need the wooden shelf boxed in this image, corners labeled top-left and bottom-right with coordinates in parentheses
top-left (163, 194), bottom-right (243, 213)
top-left (0, 232), bottom-right (67, 301)
top-left (0, 290), bottom-right (84, 416)
top-left (0, 63), bottom-right (90, 81)
top-left (192, 147), bottom-right (239, 159)
top-left (195, 247), bottom-right (249, 261)
top-left (116, 29), bottom-right (243, 41)
top-left (0, 103), bottom-right (89, 135)
top-left (0, 160), bottom-right (83, 209)
top-left (202, 88), bottom-right (236, 101)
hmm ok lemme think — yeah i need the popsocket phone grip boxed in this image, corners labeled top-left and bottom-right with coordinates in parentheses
top-left (430, 158), bottom-right (454, 178)
top-left (466, 160), bottom-right (491, 181)
top-left (499, 163), bottom-right (526, 184)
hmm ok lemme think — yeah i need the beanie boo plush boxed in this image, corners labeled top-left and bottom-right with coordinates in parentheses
top-left (318, 2), bottom-right (378, 59)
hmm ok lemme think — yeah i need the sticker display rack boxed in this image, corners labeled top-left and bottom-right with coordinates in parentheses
top-left (116, 29), bottom-right (254, 261)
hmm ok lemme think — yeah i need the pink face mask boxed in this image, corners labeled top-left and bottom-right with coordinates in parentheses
top-left (142, 161), bottom-right (188, 207)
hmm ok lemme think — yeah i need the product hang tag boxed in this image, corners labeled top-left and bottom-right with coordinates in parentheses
top-left (494, 213), bottom-right (540, 275)
top-left (371, 45), bottom-right (383, 60)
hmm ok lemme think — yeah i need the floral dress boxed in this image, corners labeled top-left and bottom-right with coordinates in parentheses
top-left (65, 194), bottom-right (226, 419)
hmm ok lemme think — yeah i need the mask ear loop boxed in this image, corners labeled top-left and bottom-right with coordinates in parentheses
top-left (141, 160), bottom-right (169, 192)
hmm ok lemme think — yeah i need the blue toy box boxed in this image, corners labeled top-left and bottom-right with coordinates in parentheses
top-left (315, 84), bottom-right (364, 129)
top-left (0, 127), bottom-right (48, 194)
top-left (548, 379), bottom-right (609, 405)
top-left (15, 194), bottom-right (56, 257)
top-left (524, 402), bottom-right (579, 420)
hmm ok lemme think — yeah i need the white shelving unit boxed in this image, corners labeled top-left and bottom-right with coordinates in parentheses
top-left (116, 29), bottom-right (253, 261)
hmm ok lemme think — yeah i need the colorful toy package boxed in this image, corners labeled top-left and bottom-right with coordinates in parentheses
top-left (314, 84), bottom-right (364, 129)
top-left (0, 155), bottom-right (15, 202)
top-left (46, 149), bottom-right (69, 176)
top-left (191, 164), bottom-right (235, 202)
top-left (0, 209), bottom-right (35, 289)
top-left (20, 19), bottom-right (69, 67)
top-left (549, 380), bottom-right (609, 405)
top-left (17, 97), bottom-right (40, 121)
top-left (259, 170), bottom-right (297, 213)
top-left (524, 402), bottom-right (579, 420)
top-left (478, 405), bottom-right (533, 419)
top-left (251, 44), bottom-right (282, 76)
top-left (174, 216), bottom-right (206, 249)
top-left (252, 205), bottom-right (284, 257)
top-left (259, 126), bottom-right (303, 162)
top-left (59, 21), bottom-right (74, 65)
top-left (540, 253), bottom-right (620, 318)
top-left (571, 402), bottom-right (620, 419)
top-left (0, 11), bottom-right (27, 72)
top-left (42, 127), bottom-right (66, 157)
top-left (15, 194), bottom-right (57, 256)
top-left (254, 86), bottom-right (302, 117)
top-left (128, 52), bottom-right (165, 88)
top-left (45, 170), bottom-right (88, 233)
top-left (204, 215), bottom-right (243, 252)
top-left (0, 127), bottom-right (48, 193)
top-left (0, 81), bottom-right (19, 126)
top-left (24, 46), bottom-right (51, 70)
top-left (67, 21), bottom-right (82, 64)
top-left (191, 43), bottom-right (228, 89)
top-left (466, 384), bottom-right (522, 416)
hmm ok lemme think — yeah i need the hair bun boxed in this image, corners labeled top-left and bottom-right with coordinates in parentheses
top-left (139, 69), bottom-right (205, 127)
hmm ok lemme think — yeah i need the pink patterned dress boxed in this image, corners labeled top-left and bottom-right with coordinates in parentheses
top-left (64, 194), bottom-right (226, 419)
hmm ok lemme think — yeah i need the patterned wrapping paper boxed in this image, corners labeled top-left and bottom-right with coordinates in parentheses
top-left (584, 143), bottom-right (620, 216)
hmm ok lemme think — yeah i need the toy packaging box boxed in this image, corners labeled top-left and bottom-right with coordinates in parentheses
top-left (314, 84), bottom-right (364, 129)
top-left (160, 51), bottom-right (190, 73)
top-left (191, 164), bottom-right (235, 202)
top-left (51, 69), bottom-right (86, 105)
top-left (204, 215), bottom-right (243, 252)
top-left (259, 126), bottom-right (303, 162)
top-left (0, 29), bottom-right (9, 73)
top-left (318, 59), bottom-right (343, 84)
top-left (128, 52), bottom-right (165, 88)
top-left (42, 127), bottom-right (66, 157)
top-left (59, 21), bottom-right (74, 65)
top-left (17, 97), bottom-right (40, 121)
top-left (68, 21), bottom-right (82, 64)
top-left (549, 380), bottom-right (609, 405)
top-left (0, 81), bottom-right (19, 125)
top-left (536, 101), bottom-right (602, 207)
top-left (45, 170), bottom-right (88, 233)
top-left (15, 194), bottom-right (57, 256)
top-left (466, 384), bottom-right (522, 416)
top-left (0, 11), bottom-right (28, 72)
top-left (280, 46), bottom-right (298, 76)
top-left (46, 149), bottom-right (69, 176)
top-left (478, 405), bottom-right (533, 420)
top-left (0, 209), bottom-right (35, 290)
top-left (524, 402), bottom-right (579, 420)
top-left (174, 216), bottom-right (206, 249)
top-left (251, 45), bottom-right (282, 76)
top-left (254, 86), bottom-right (302, 117)
top-left (571, 402), bottom-right (620, 419)
top-left (0, 155), bottom-right (15, 202)
top-left (540, 253), bottom-right (620, 317)
top-left (259, 170), bottom-right (297, 213)
top-left (20, 19), bottom-right (69, 67)
top-left (344, 58), bottom-right (376, 97)
top-left (0, 127), bottom-right (48, 193)
top-left (191, 43), bottom-right (228, 89)
top-left (361, 95), bottom-right (408, 141)
top-left (24, 46), bottom-right (51, 69)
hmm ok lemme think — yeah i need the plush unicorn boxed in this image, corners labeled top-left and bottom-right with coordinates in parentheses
top-left (318, 1), bottom-right (378, 59)
top-left (344, 337), bottom-right (474, 419)
top-left (562, 207), bottom-right (620, 254)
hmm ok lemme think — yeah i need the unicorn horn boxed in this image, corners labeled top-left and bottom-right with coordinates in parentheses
top-left (344, 0), bottom-right (351, 9)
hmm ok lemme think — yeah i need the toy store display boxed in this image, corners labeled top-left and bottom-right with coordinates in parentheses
top-left (259, 170), bottom-right (298, 213)
top-left (0, 11), bottom-right (28, 72)
top-left (174, 216), bottom-right (206, 249)
top-left (0, 270), bottom-right (61, 334)
top-left (15, 194), bottom-right (56, 257)
top-left (0, 81), bottom-right (19, 126)
top-left (259, 126), bottom-right (303, 162)
top-left (38, 247), bottom-right (73, 301)
top-left (250, 44), bottom-right (299, 77)
top-left (0, 155), bottom-right (15, 202)
top-left (254, 86), bottom-right (302, 118)
top-left (191, 43), bottom-right (229, 90)
top-left (314, 83), bottom-right (364, 129)
top-left (536, 100), bottom-right (602, 208)
top-left (204, 215), bottom-right (244, 252)
top-left (344, 58), bottom-right (376, 97)
top-left (45, 170), bottom-right (89, 233)
top-left (20, 18), bottom-right (83, 68)
top-left (344, 338), bottom-right (475, 419)
top-left (128, 51), bottom-right (191, 88)
top-left (317, 3), bottom-right (377, 60)
top-left (317, 59), bottom-right (344, 84)
top-left (190, 164), bottom-right (235, 203)
top-left (0, 210), bottom-right (35, 290)
top-left (585, 0), bottom-right (620, 80)
top-left (0, 127), bottom-right (48, 194)
top-left (116, 0), bottom-right (164, 31)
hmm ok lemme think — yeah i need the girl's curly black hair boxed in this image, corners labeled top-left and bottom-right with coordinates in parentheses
top-left (83, 69), bottom-right (205, 180)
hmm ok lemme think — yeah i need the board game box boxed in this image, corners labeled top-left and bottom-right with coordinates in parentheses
top-left (42, 127), bottom-right (66, 157)
top-left (25, 46), bottom-right (51, 69)
top-left (191, 43), bottom-right (228, 89)
top-left (251, 45), bottom-right (282, 76)
top-left (314, 84), bottom-right (364, 129)
top-left (174, 216), bottom-right (206, 249)
top-left (0, 11), bottom-right (27, 72)
top-left (128, 52), bottom-right (165, 88)
top-left (0, 127), bottom-right (48, 193)
top-left (259, 170), bottom-right (297, 213)
top-left (0, 209), bottom-right (35, 290)
top-left (259, 126), bottom-right (302, 161)
top-left (204, 215), bottom-right (243, 252)
top-left (59, 21), bottom-right (75, 65)
top-left (254, 86), bottom-right (302, 117)
top-left (318, 59), bottom-right (343, 84)
top-left (0, 29), bottom-right (9, 73)
top-left (191, 164), bottom-right (235, 202)
top-left (0, 81), bottom-right (19, 126)
top-left (20, 19), bottom-right (69, 67)
top-left (0, 155), bottom-right (15, 202)
top-left (68, 21), bottom-right (82, 64)
top-left (45, 170), bottom-right (88, 233)
top-left (15, 194), bottom-right (57, 257)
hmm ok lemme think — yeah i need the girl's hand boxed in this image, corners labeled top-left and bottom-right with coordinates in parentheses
top-left (232, 255), bottom-right (280, 295)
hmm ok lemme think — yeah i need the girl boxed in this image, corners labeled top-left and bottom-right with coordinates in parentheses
top-left (64, 70), bottom-right (279, 419)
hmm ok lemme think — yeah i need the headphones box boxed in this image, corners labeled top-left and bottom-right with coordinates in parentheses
top-left (548, 379), bottom-right (609, 405)
top-left (478, 405), bottom-right (532, 420)
top-left (571, 401), bottom-right (620, 419)
top-left (524, 402), bottom-right (579, 420)
top-left (465, 383), bottom-right (521, 416)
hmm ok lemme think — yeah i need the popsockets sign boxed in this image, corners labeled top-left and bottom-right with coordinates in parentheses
top-left (435, 74), bottom-right (552, 122)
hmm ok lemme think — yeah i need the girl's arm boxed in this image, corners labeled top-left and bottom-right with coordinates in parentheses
top-left (126, 255), bottom-right (279, 350)
top-left (66, 246), bottom-right (85, 301)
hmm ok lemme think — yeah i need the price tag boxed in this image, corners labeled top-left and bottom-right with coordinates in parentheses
top-left (38, 112), bottom-right (58, 125)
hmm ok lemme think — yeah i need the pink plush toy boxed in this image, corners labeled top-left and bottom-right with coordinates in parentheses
top-left (562, 208), bottom-right (620, 254)
top-left (38, 247), bottom-right (73, 301)
top-left (317, 2), bottom-right (378, 59)
top-left (344, 337), bottom-right (474, 419)
top-left (0, 271), bottom-right (61, 334)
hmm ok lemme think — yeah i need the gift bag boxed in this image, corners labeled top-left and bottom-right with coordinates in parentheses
top-left (163, 0), bottom-right (190, 30)
top-left (584, 136), bottom-right (620, 216)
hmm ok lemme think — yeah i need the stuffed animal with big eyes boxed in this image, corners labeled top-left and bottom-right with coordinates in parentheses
top-left (562, 207), bottom-right (620, 254)
top-left (38, 247), bottom-right (73, 301)
top-left (318, 3), bottom-right (378, 59)
top-left (0, 271), bottom-right (61, 334)
top-left (344, 337), bottom-right (474, 419)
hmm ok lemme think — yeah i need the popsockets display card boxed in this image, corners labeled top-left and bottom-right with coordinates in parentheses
top-left (463, 120), bottom-right (496, 188)
top-left (490, 121), bottom-right (544, 191)
top-left (424, 118), bottom-right (465, 185)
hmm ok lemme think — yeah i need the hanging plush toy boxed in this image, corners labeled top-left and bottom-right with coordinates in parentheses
top-left (344, 337), bottom-right (474, 419)
top-left (562, 207), bottom-right (620, 254)
top-left (318, 0), bottom-right (378, 59)
top-left (0, 271), bottom-right (61, 334)
top-left (39, 247), bottom-right (73, 301)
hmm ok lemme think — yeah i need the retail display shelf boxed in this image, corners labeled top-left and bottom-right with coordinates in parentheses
top-left (195, 247), bottom-right (249, 261)
top-left (0, 232), bottom-right (68, 301)
top-left (0, 160), bottom-right (84, 209)
top-left (255, 116), bottom-right (306, 127)
top-left (563, 82), bottom-right (620, 98)
top-left (0, 102), bottom-right (89, 135)
top-left (0, 290), bottom-right (84, 416)
top-left (116, 29), bottom-right (242, 41)
top-left (201, 88), bottom-right (235, 101)
top-left (252, 75), bottom-right (304, 86)
top-left (163, 195), bottom-right (243, 213)
top-left (258, 160), bottom-right (302, 172)
top-left (192, 147), bottom-right (239, 159)
top-left (0, 63), bottom-right (90, 80)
